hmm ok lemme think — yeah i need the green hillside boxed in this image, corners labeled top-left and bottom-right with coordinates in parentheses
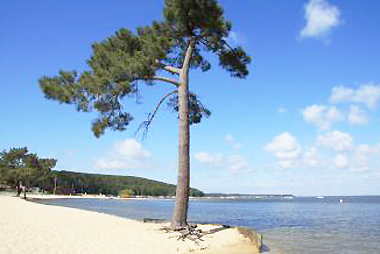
top-left (49, 170), bottom-right (204, 197)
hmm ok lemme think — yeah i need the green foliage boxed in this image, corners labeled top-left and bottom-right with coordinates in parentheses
top-left (119, 189), bottom-right (134, 198)
top-left (39, 0), bottom-right (250, 137)
top-left (168, 93), bottom-right (211, 124)
top-left (0, 147), bottom-right (57, 189)
top-left (189, 188), bottom-right (204, 197)
top-left (49, 170), bottom-right (204, 197)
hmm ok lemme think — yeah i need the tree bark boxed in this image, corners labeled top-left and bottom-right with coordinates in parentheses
top-left (171, 38), bottom-right (195, 229)
top-left (17, 181), bottom-right (22, 197)
top-left (54, 176), bottom-right (57, 195)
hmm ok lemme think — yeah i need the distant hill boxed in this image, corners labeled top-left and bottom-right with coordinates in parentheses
top-left (49, 170), bottom-right (204, 197)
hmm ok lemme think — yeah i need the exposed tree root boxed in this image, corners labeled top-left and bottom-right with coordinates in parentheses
top-left (161, 224), bottom-right (204, 245)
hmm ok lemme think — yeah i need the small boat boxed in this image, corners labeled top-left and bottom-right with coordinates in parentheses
top-left (340, 199), bottom-right (343, 203)
top-left (316, 196), bottom-right (324, 199)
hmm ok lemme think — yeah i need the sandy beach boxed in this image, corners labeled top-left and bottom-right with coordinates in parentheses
top-left (0, 195), bottom-right (260, 254)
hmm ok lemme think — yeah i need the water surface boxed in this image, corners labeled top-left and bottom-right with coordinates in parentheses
top-left (33, 196), bottom-right (380, 254)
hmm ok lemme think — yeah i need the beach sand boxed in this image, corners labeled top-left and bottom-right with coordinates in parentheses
top-left (0, 195), bottom-right (260, 254)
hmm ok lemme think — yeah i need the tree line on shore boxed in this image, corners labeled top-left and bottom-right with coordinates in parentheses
top-left (48, 170), bottom-right (204, 197)
top-left (0, 147), bottom-right (204, 197)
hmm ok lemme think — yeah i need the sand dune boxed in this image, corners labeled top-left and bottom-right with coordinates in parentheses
top-left (0, 195), bottom-right (260, 254)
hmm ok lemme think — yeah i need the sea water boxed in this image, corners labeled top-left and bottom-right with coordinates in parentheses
top-left (33, 196), bottom-right (380, 254)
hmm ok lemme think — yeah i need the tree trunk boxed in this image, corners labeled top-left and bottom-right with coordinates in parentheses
top-left (54, 176), bottom-right (57, 195)
top-left (17, 181), bottom-right (22, 197)
top-left (171, 39), bottom-right (195, 229)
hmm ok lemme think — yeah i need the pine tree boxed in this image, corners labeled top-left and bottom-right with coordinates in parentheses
top-left (0, 147), bottom-right (57, 198)
top-left (39, 0), bottom-right (250, 229)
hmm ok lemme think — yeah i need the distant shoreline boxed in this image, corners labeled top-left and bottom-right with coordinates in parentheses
top-left (4, 191), bottom-right (379, 201)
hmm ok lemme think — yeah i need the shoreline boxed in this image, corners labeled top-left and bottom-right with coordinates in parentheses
top-left (0, 195), bottom-right (261, 253)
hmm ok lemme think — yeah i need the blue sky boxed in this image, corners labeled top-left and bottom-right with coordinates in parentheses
top-left (1, 0), bottom-right (380, 196)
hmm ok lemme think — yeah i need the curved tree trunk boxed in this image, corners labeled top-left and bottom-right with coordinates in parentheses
top-left (171, 39), bottom-right (195, 229)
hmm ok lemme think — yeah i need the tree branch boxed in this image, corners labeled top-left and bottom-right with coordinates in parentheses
top-left (144, 76), bottom-right (180, 86)
top-left (136, 90), bottom-right (178, 139)
top-left (155, 60), bottom-right (181, 75)
top-left (198, 37), bottom-right (234, 54)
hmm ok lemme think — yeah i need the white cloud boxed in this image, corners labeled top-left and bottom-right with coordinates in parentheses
top-left (301, 142), bottom-right (378, 172)
top-left (348, 106), bottom-right (368, 125)
top-left (265, 132), bottom-right (302, 168)
top-left (330, 84), bottom-right (380, 109)
top-left (317, 130), bottom-right (353, 152)
top-left (225, 134), bottom-right (242, 150)
top-left (350, 156), bottom-right (369, 172)
top-left (300, 0), bottom-right (341, 40)
top-left (278, 107), bottom-right (288, 114)
top-left (228, 155), bottom-right (252, 173)
top-left (306, 141), bottom-right (379, 172)
top-left (95, 158), bottom-right (126, 169)
top-left (303, 147), bottom-right (322, 167)
top-left (356, 144), bottom-right (378, 156)
top-left (225, 134), bottom-right (234, 143)
top-left (334, 154), bottom-right (348, 168)
top-left (194, 152), bottom-right (223, 166)
top-left (114, 139), bottom-right (151, 159)
top-left (302, 104), bottom-right (344, 130)
top-left (349, 144), bottom-right (379, 172)
top-left (278, 160), bottom-right (294, 168)
top-left (326, 106), bottom-right (343, 121)
top-left (194, 150), bottom-right (252, 173)
top-left (233, 144), bottom-right (242, 150)
top-left (94, 139), bottom-right (152, 170)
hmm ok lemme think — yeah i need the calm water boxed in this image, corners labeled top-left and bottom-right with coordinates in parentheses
top-left (33, 196), bottom-right (380, 254)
